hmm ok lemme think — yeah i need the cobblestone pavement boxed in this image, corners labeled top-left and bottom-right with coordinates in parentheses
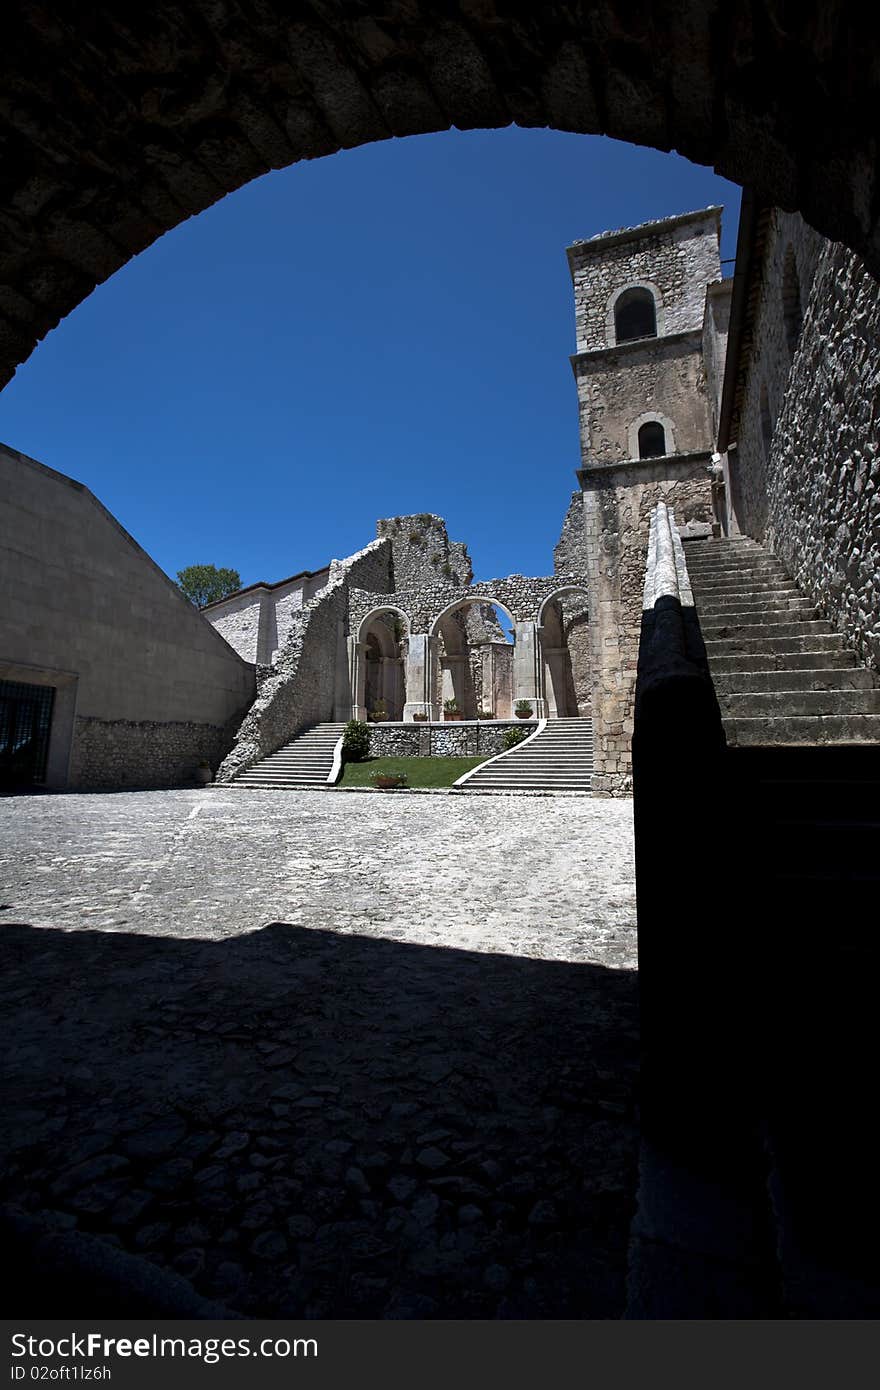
top-left (0, 789), bottom-right (638, 1318)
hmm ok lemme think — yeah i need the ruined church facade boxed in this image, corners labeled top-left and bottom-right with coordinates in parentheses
top-left (3, 197), bottom-right (878, 793)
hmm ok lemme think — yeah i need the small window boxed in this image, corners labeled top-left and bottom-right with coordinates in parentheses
top-left (615, 288), bottom-right (657, 344)
top-left (638, 421), bottom-right (667, 458)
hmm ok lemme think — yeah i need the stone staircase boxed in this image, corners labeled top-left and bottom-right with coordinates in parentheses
top-left (684, 536), bottom-right (880, 744)
top-left (454, 717), bottom-right (593, 793)
top-left (227, 722), bottom-right (345, 790)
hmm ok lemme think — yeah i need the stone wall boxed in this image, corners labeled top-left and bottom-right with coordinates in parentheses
top-left (69, 716), bottom-right (233, 790)
top-left (702, 280), bottom-right (733, 439)
top-left (217, 538), bottom-right (392, 780)
top-left (735, 222), bottom-right (880, 671)
top-left (207, 590), bottom-right (263, 664)
top-left (573, 335), bottom-right (712, 464)
top-left (377, 514), bottom-right (472, 589)
top-left (206, 570), bottom-right (332, 665)
top-left (0, 444), bottom-right (256, 790)
top-left (730, 210), bottom-right (824, 540)
top-left (349, 573), bottom-right (586, 636)
top-left (366, 721), bottom-right (530, 759)
top-left (578, 456), bottom-right (714, 795)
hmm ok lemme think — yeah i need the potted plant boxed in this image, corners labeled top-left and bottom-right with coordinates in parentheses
top-left (443, 698), bottom-right (462, 722)
top-left (371, 771), bottom-right (408, 791)
top-left (476, 708), bottom-right (495, 721)
top-left (370, 699), bottom-right (388, 723)
top-left (194, 758), bottom-right (213, 785)
top-left (514, 700), bottom-right (534, 720)
top-left (412, 711), bottom-right (429, 722)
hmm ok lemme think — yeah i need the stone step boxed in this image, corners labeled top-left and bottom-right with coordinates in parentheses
top-left (714, 667), bottom-right (878, 694)
top-left (705, 633), bottom-right (845, 658)
top-left (235, 780), bottom-right (329, 788)
top-left (708, 649), bottom-right (856, 673)
top-left (722, 714), bottom-right (880, 746)
top-left (458, 717), bottom-right (594, 792)
top-left (230, 721), bottom-right (344, 787)
top-left (692, 582), bottom-right (798, 601)
top-left (701, 610), bottom-right (821, 633)
top-left (701, 618), bottom-right (834, 641)
top-left (474, 778), bottom-right (594, 787)
top-left (689, 564), bottom-right (784, 586)
top-left (721, 689), bottom-right (880, 717)
top-left (469, 772), bottom-right (595, 783)
top-left (698, 593), bottom-right (812, 614)
top-left (690, 572), bottom-right (795, 592)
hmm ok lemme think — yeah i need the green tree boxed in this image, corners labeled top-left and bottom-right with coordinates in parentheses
top-left (176, 564), bottom-right (241, 608)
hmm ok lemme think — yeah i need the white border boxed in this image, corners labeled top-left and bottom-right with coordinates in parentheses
top-left (327, 733), bottom-right (345, 785)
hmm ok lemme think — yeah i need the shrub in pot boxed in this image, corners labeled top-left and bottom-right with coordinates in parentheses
top-left (443, 698), bottom-right (463, 722)
top-left (514, 700), bottom-right (534, 719)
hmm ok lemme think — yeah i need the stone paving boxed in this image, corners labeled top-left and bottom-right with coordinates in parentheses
top-left (0, 788), bottom-right (638, 1318)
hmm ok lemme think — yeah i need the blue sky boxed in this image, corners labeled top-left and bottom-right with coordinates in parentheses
top-left (0, 128), bottom-right (740, 585)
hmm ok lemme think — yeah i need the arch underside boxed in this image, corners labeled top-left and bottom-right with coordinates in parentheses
top-left (1, 5), bottom-right (879, 390)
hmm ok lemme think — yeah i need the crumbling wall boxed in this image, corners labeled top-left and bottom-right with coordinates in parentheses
top-left (377, 514), bottom-right (472, 590)
top-left (217, 539), bottom-right (390, 780)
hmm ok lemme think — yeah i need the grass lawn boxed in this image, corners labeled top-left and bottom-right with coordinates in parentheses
top-left (338, 756), bottom-right (486, 789)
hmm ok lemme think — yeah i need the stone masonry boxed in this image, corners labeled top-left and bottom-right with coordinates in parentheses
top-left (723, 208), bottom-right (880, 673)
top-left (564, 210), bottom-right (721, 794)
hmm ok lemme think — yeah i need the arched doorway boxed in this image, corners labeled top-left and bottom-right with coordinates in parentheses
top-left (352, 607), bottom-right (410, 722)
top-left (429, 599), bottom-right (517, 721)
top-left (538, 588), bottom-right (591, 719)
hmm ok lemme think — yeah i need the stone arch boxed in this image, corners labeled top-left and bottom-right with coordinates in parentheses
top-left (628, 411), bottom-right (677, 461)
top-left (429, 596), bottom-right (516, 640)
top-left (537, 586), bottom-right (591, 719)
top-left (537, 586), bottom-right (590, 629)
top-left (429, 596), bottom-right (516, 720)
top-left (1, 10), bottom-right (879, 391)
top-left (351, 605), bottom-right (411, 722)
top-left (355, 605), bottom-right (412, 646)
top-left (608, 282), bottom-right (662, 346)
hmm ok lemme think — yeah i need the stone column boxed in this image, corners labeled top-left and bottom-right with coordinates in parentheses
top-left (512, 620), bottom-right (548, 718)
top-left (403, 634), bottom-right (439, 721)
top-left (380, 655), bottom-right (399, 719)
top-left (348, 637), bottom-right (367, 722)
top-left (541, 643), bottom-right (570, 719)
top-left (440, 652), bottom-right (469, 714)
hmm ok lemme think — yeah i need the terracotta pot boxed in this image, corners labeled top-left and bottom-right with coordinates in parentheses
top-left (515, 711), bottom-right (533, 720)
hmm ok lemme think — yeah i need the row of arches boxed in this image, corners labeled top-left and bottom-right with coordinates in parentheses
top-left (350, 589), bottom-right (591, 724)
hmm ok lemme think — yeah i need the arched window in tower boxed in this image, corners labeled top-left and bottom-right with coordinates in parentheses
top-left (782, 246), bottom-right (803, 356)
top-left (614, 287), bottom-right (657, 344)
top-left (638, 421), bottom-right (667, 458)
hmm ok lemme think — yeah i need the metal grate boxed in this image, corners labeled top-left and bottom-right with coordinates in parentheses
top-left (0, 680), bottom-right (56, 786)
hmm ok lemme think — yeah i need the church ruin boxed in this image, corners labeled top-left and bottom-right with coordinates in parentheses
top-left (2, 198), bottom-right (878, 795)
